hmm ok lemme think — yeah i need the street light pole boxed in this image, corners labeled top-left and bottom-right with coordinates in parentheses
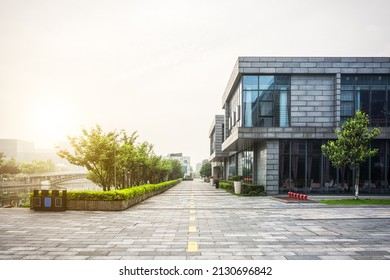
top-left (114, 144), bottom-right (117, 189)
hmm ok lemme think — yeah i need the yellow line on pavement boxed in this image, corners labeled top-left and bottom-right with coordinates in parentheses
top-left (187, 241), bottom-right (198, 252)
top-left (189, 216), bottom-right (196, 221)
top-left (188, 226), bottom-right (197, 233)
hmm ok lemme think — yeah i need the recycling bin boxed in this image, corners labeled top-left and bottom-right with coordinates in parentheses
top-left (33, 189), bottom-right (67, 211)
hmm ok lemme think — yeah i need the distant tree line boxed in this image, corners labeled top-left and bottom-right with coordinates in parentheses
top-left (0, 152), bottom-right (56, 177)
top-left (57, 125), bottom-right (184, 191)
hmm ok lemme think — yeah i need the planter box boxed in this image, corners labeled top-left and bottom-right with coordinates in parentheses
top-left (31, 182), bottom-right (178, 211)
top-left (66, 188), bottom-right (168, 211)
top-left (234, 181), bottom-right (242, 194)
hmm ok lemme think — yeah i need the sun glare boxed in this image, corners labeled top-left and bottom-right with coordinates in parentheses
top-left (32, 97), bottom-right (75, 147)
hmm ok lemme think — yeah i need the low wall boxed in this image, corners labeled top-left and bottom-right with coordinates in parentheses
top-left (66, 186), bottom-right (171, 211)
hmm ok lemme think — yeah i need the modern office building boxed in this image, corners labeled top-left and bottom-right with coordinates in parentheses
top-left (209, 57), bottom-right (390, 195)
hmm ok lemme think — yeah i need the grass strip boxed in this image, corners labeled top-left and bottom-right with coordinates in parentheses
top-left (318, 199), bottom-right (390, 205)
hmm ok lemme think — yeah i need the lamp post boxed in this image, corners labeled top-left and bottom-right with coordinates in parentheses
top-left (114, 143), bottom-right (117, 189)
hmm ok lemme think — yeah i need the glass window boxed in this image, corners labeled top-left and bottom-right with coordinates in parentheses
top-left (341, 75), bottom-right (390, 127)
top-left (360, 90), bottom-right (370, 115)
top-left (259, 90), bottom-right (273, 101)
top-left (341, 102), bottom-right (354, 117)
top-left (228, 155), bottom-right (236, 177)
top-left (259, 102), bottom-right (274, 116)
top-left (341, 91), bottom-right (354, 101)
top-left (278, 90), bottom-right (289, 127)
top-left (356, 75), bottom-right (371, 85)
top-left (242, 150), bottom-right (253, 184)
top-left (243, 76), bottom-right (258, 90)
top-left (259, 76), bottom-right (275, 90)
top-left (243, 91), bottom-right (258, 127)
top-left (371, 90), bottom-right (386, 126)
top-left (341, 75), bottom-right (355, 85)
top-left (341, 85), bottom-right (354, 90)
top-left (242, 75), bottom-right (290, 128)
top-left (372, 75), bottom-right (388, 85)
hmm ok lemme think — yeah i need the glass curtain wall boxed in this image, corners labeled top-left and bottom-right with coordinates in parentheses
top-left (227, 83), bottom-right (241, 137)
top-left (242, 149), bottom-right (253, 184)
top-left (341, 75), bottom-right (390, 125)
top-left (279, 140), bottom-right (390, 194)
top-left (242, 75), bottom-right (290, 128)
top-left (228, 154), bottom-right (237, 178)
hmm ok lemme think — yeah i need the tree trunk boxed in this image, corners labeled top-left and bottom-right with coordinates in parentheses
top-left (355, 164), bottom-right (360, 200)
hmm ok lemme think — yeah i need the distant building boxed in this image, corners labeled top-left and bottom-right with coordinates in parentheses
top-left (165, 153), bottom-right (191, 177)
top-left (209, 115), bottom-right (227, 179)
top-left (0, 139), bottom-right (71, 167)
top-left (195, 162), bottom-right (203, 177)
top-left (0, 139), bottom-right (34, 161)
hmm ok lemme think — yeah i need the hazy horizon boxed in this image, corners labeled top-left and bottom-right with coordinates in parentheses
top-left (1, 0), bottom-right (390, 167)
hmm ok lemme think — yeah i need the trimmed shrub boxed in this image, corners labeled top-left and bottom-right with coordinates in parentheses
top-left (241, 184), bottom-right (266, 196)
top-left (219, 181), bottom-right (266, 196)
top-left (66, 179), bottom-right (182, 201)
top-left (219, 180), bottom-right (234, 193)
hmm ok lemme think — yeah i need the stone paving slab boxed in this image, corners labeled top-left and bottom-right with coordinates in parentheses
top-left (0, 180), bottom-right (390, 260)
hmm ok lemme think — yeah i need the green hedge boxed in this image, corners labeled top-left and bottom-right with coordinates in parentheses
top-left (219, 181), bottom-right (233, 193)
top-left (219, 181), bottom-right (266, 196)
top-left (241, 184), bottom-right (266, 196)
top-left (67, 179), bottom-right (182, 201)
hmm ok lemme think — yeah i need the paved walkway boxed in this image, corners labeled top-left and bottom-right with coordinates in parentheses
top-left (1, 180), bottom-right (390, 260)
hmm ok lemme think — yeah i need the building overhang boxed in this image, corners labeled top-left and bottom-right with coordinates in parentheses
top-left (221, 127), bottom-right (341, 152)
top-left (209, 151), bottom-right (229, 162)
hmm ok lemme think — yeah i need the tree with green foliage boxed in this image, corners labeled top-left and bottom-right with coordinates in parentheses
top-left (20, 160), bottom-right (56, 174)
top-left (167, 159), bottom-right (184, 180)
top-left (321, 111), bottom-right (381, 199)
top-left (0, 157), bottom-right (21, 175)
top-left (58, 125), bottom-right (118, 191)
top-left (199, 161), bottom-right (211, 178)
top-left (58, 125), bottom-right (183, 191)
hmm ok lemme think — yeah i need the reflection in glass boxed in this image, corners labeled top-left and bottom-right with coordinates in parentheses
top-left (259, 76), bottom-right (274, 90)
top-left (279, 90), bottom-right (288, 127)
top-left (279, 139), bottom-right (390, 195)
top-left (242, 150), bottom-right (253, 184)
top-left (340, 74), bottom-right (390, 126)
top-left (242, 75), bottom-right (290, 128)
top-left (243, 76), bottom-right (258, 90)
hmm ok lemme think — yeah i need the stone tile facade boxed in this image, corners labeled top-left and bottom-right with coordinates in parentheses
top-left (211, 57), bottom-right (390, 195)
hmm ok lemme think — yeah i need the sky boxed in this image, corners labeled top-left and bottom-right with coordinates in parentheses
top-left (1, 0), bottom-right (390, 168)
